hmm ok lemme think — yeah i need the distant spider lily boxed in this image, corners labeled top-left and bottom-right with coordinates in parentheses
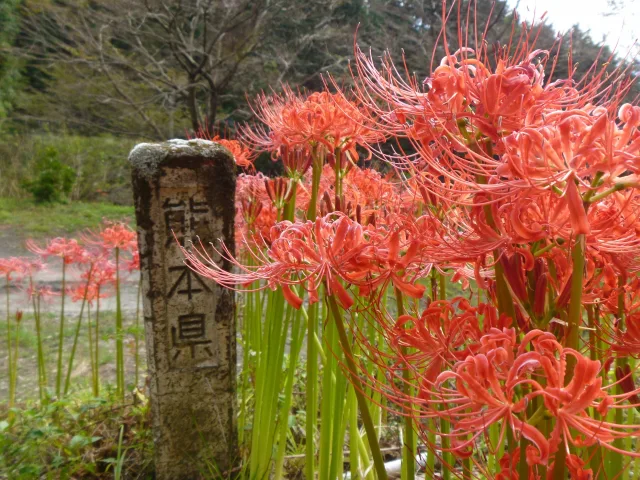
top-left (84, 222), bottom-right (136, 400)
top-left (27, 237), bottom-right (88, 397)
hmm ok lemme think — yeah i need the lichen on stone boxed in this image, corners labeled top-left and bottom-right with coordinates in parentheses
top-left (129, 139), bottom-right (228, 180)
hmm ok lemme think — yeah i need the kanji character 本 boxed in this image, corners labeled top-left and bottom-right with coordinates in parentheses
top-left (167, 265), bottom-right (211, 300)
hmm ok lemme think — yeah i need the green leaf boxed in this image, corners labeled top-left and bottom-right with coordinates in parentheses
top-left (25, 429), bottom-right (45, 440)
top-left (69, 434), bottom-right (90, 450)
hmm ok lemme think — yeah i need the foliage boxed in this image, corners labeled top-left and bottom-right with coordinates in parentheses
top-left (0, 133), bottom-right (135, 200)
top-left (21, 146), bottom-right (75, 203)
top-left (0, 0), bottom-right (22, 121)
top-left (0, 393), bottom-right (153, 479)
top-left (0, 197), bottom-right (133, 238)
top-left (7, 0), bottom-right (636, 141)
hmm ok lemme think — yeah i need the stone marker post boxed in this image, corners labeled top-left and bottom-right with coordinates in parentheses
top-left (129, 139), bottom-right (237, 480)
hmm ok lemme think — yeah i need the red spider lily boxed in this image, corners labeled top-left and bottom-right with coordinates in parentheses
top-left (183, 213), bottom-right (428, 310)
top-left (0, 257), bottom-right (34, 281)
top-left (125, 249), bottom-right (140, 273)
top-left (349, 8), bottom-right (635, 224)
top-left (613, 314), bottom-right (640, 357)
top-left (191, 126), bottom-right (256, 170)
top-left (388, 300), bottom-right (510, 384)
top-left (408, 103), bottom-right (640, 224)
top-left (280, 145), bottom-right (312, 179)
top-left (89, 259), bottom-right (117, 288)
top-left (20, 258), bottom-right (46, 278)
top-left (353, 229), bottom-right (426, 300)
top-left (68, 283), bottom-right (108, 305)
top-left (216, 137), bottom-right (255, 170)
top-left (410, 328), bottom-right (640, 466)
top-left (26, 284), bottom-right (58, 302)
top-left (565, 454), bottom-right (594, 480)
top-left (241, 86), bottom-right (385, 158)
top-left (264, 177), bottom-right (294, 210)
top-left (530, 337), bottom-right (640, 458)
top-left (235, 173), bottom-right (278, 247)
top-left (183, 214), bottom-right (362, 309)
top-left (495, 448), bottom-right (523, 480)
top-left (304, 164), bottom-right (404, 220)
top-left (88, 222), bottom-right (137, 252)
top-left (430, 346), bottom-right (550, 465)
top-left (171, 3), bottom-right (640, 475)
top-left (27, 238), bottom-right (86, 264)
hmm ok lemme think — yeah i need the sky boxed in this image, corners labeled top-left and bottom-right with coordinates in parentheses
top-left (508, 0), bottom-right (640, 55)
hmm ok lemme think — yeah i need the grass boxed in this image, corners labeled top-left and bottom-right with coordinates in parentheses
top-left (0, 197), bottom-right (134, 240)
top-left (0, 311), bottom-right (144, 401)
top-left (0, 392), bottom-right (154, 479)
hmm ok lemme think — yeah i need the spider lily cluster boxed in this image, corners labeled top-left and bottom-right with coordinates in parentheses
top-left (2, 223), bottom-right (140, 404)
top-left (184, 2), bottom-right (640, 478)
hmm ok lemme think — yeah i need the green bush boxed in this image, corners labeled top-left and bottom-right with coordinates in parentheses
top-left (0, 133), bottom-right (137, 202)
top-left (21, 147), bottom-right (76, 203)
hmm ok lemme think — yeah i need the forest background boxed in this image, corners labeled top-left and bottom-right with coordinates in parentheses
top-left (0, 0), bottom-right (638, 207)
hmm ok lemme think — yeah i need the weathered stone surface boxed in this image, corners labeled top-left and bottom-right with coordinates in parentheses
top-left (130, 139), bottom-right (237, 480)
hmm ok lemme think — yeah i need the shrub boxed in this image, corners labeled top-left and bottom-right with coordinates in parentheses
top-left (21, 147), bottom-right (75, 203)
top-left (1, 133), bottom-right (136, 202)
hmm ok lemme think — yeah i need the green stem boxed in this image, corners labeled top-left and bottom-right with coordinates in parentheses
top-left (395, 289), bottom-right (415, 480)
top-left (238, 282), bottom-right (251, 449)
top-left (477, 171), bottom-right (516, 321)
top-left (95, 288), bottom-right (101, 396)
top-left (487, 423), bottom-right (498, 472)
top-left (32, 289), bottom-right (46, 400)
top-left (493, 253), bottom-right (516, 321)
top-left (6, 275), bottom-right (14, 407)
top-left (610, 277), bottom-right (627, 477)
top-left (348, 384), bottom-right (361, 479)
top-left (586, 305), bottom-right (604, 478)
top-left (565, 235), bottom-right (585, 355)
top-left (115, 247), bottom-right (124, 400)
top-left (552, 234), bottom-right (585, 480)
top-left (283, 179), bottom-right (298, 222)
top-left (273, 303), bottom-right (305, 479)
top-left (318, 309), bottom-right (336, 480)
top-left (334, 149), bottom-right (343, 200)
top-left (249, 288), bottom-right (288, 478)
top-left (64, 266), bottom-right (93, 395)
top-left (306, 301), bottom-right (318, 480)
top-left (56, 260), bottom-right (67, 397)
top-left (306, 147), bottom-right (323, 220)
top-left (438, 274), bottom-right (454, 479)
top-left (440, 413), bottom-right (452, 480)
top-left (587, 183), bottom-right (624, 203)
top-left (327, 295), bottom-right (388, 480)
top-left (533, 241), bottom-right (557, 257)
top-left (87, 302), bottom-right (97, 397)
top-left (134, 275), bottom-right (141, 387)
top-left (12, 314), bottom-right (20, 405)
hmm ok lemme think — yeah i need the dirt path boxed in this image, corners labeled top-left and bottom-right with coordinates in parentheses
top-left (1, 224), bottom-right (141, 314)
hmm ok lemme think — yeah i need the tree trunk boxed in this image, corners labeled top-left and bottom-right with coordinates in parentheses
top-left (187, 80), bottom-right (200, 133)
top-left (207, 88), bottom-right (218, 134)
